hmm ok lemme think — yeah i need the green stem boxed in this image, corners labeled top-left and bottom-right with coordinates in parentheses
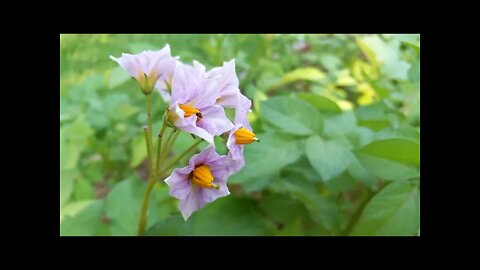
top-left (143, 126), bottom-right (154, 181)
top-left (161, 129), bottom-right (179, 161)
top-left (138, 125), bottom-right (156, 236)
top-left (145, 95), bottom-right (155, 174)
top-left (137, 95), bottom-right (156, 236)
top-left (137, 174), bottom-right (156, 236)
top-left (155, 122), bottom-right (167, 177)
top-left (158, 138), bottom-right (203, 177)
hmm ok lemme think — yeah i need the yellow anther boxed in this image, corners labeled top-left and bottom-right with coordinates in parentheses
top-left (234, 127), bottom-right (259, 144)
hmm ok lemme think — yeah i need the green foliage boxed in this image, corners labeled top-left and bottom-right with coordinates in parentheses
top-left (60, 34), bottom-right (420, 236)
top-left (260, 96), bottom-right (324, 136)
top-left (350, 180), bottom-right (420, 236)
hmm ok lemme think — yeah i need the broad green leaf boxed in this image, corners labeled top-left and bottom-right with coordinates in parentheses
top-left (356, 138), bottom-right (419, 166)
top-left (375, 127), bottom-right (420, 144)
top-left (355, 102), bottom-right (391, 131)
top-left (191, 196), bottom-right (276, 236)
top-left (350, 181), bottom-right (419, 236)
top-left (229, 133), bottom-right (303, 184)
top-left (282, 156), bottom-right (322, 183)
top-left (60, 200), bottom-right (104, 236)
top-left (297, 93), bottom-right (342, 113)
top-left (259, 193), bottom-right (308, 224)
top-left (355, 139), bottom-right (420, 181)
top-left (145, 215), bottom-right (193, 236)
top-left (305, 135), bottom-right (355, 181)
top-left (260, 96), bottom-right (323, 136)
top-left (347, 158), bottom-right (378, 187)
top-left (281, 67), bottom-right (326, 84)
top-left (105, 177), bottom-right (170, 236)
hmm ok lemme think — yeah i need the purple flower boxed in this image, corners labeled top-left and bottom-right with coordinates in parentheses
top-left (205, 59), bottom-right (241, 108)
top-left (226, 93), bottom-right (257, 165)
top-left (168, 61), bottom-right (234, 143)
top-left (109, 45), bottom-right (176, 95)
top-left (164, 145), bottom-right (239, 220)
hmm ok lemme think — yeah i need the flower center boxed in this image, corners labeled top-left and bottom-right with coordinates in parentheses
top-left (179, 104), bottom-right (203, 119)
top-left (191, 165), bottom-right (219, 189)
top-left (135, 69), bottom-right (158, 94)
top-left (234, 127), bottom-right (259, 144)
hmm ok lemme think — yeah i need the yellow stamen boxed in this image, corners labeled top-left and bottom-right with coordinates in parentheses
top-left (191, 165), bottom-right (219, 189)
top-left (179, 104), bottom-right (203, 119)
top-left (234, 127), bottom-right (259, 144)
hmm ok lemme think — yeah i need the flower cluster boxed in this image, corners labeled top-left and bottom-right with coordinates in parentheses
top-left (111, 45), bottom-right (258, 220)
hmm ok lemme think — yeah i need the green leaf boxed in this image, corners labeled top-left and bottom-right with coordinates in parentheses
top-left (60, 169), bottom-right (77, 207)
top-left (109, 66), bottom-right (131, 89)
top-left (105, 177), bottom-right (170, 235)
top-left (271, 176), bottom-right (340, 232)
top-left (73, 177), bottom-right (94, 200)
top-left (191, 196), bottom-right (276, 236)
top-left (347, 158), bottom-right (378, 187)
top-left (375, 127), bottom-right (420, 144)
top-left (355, 102), bottom-right (392, 131)
top-left (260, 96), bottom-right (323, 136)
top-left (297, 93), bottom-right (342, 113)
top-left (130, 135), bottom-right (147, 168)
top-left (305, 135), bottom-right (355, 181)
top-left (355, 139), bottom-right (420, 181)
top-left (281, 67), bottom-right (326, 84)
top-left (350, 181), bottom-right (419, 236)
top-left (356, 138), bottom-right (419, 166)
top-left (229, 133), bottom-right (303, 184)
top-left (145, 215), bottom-right (193, 236)
top-left (62, 117), bottom-right (94, 141)
top-left (259, 193), bottom-right (308, 224)
top-left (60, 200), bottom-right (104, 236)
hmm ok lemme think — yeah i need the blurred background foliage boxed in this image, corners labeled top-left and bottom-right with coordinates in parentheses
top-left (60, 34), bottom-right (420, 236)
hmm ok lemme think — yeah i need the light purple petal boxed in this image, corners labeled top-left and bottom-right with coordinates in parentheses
top-left (178, 186), bottom-right (205, 220)
top-left (196, 105), bottom-right (234, 136)
top-left (189, 75), bottom-right (221, 109)
top-left (170, 103), bottom-right (214, 143)
top-left (110, 54), bottom-right (140, 79)
top-left (200, 181), bottom-right (230, 205)
top-left (208, 59), bottom-right (240, 107)
top-left (209, 155), bottom-right (243, 180)
top-left (188, 145), bottom-right (220, 168)
top-left (226, 124), bottom-right (245, 160)
top-left (156, 82), bottom-right (171, 102)
top-left (164, 166), bottom-right (194, 201)
top-left (110, 45), bottom-right (176, 81)
top-left (170, 62), bottom-right (195, 105)
top-left (234, 93), bottom-right (252, 130)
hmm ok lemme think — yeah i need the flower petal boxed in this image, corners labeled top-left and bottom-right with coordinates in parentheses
top-left (234, 93), bottom-right (252, 130)
top-left (170, 102), bottom-right (214, 143)
top-left (196, 105), bottom-right (234, 136)
top-left (164, 165), bottom-right (194, 201)
top-left (178, 186), bottom-right (205, 220)
top-left (188, 145), bottom-right (220, 168)
top-left (170, 62), bottom-right (197, 105)
top-left (110, 54), bottom-right (140, 78)
top-left (200, 181), bottom-right (230, 205)
top-left (208, 59), bottom-right (240, 107)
